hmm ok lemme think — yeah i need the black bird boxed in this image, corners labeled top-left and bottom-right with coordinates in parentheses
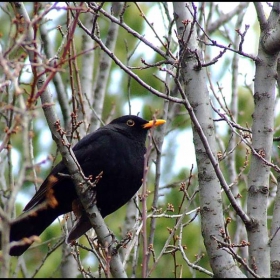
top-left (5, 115), bottom-right (165, 256)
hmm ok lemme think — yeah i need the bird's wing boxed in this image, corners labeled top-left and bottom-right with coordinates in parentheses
top-left (22, 161), bottom-right (67, 211)
top-left (23, 128), bottom-right (112, 212)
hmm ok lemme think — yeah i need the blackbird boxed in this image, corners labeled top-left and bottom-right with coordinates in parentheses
top-left (4, 115), bottom-right (165, 256)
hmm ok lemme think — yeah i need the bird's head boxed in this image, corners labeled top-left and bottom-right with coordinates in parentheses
top-left (107, 115), bottom-right (165, 141)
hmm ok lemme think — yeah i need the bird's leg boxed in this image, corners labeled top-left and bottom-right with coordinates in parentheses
top-left (106, 231), bottom-right (133, 256)
top-left (87, 229), bottom-right (117, 255)
top-left (104, 229), bottom-right (119, 256)
top-left (111, 231), bottom-right (133, 255)
top-left (95, 228), bottom-right (116, 244)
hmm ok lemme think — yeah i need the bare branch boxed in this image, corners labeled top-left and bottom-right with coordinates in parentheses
top-left (208, 2), bottom-right (250, 33)
top-left (254, 2), bottom-right (268, 31)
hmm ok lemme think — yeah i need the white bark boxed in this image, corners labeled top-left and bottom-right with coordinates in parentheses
top-left (173, 2), bottom-right (245, 277)
top-left (248, 2), bottom-right (280, 277)
top-left (90, 2), bottom-right (124, 132)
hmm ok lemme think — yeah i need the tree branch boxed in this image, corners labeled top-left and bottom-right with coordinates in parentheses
top-left (10, 2), bottom-right (127, 278)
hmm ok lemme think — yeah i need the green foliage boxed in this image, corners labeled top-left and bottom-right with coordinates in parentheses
top-left (0, 2), bottom-right (269, 278)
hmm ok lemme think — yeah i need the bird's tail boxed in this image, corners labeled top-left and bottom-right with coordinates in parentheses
top-left (8, 206), bottom-right (61, 256)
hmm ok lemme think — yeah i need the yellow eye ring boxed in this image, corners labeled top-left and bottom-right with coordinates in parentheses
top-left (126, 119), bottom-right (135, 126)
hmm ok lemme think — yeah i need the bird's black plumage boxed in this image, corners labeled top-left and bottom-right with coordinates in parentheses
top-left (6, 115), bottom-right (165, 256)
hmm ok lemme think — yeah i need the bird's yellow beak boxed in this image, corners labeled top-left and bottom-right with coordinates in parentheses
top-left (143, 119), bottom-right (166, 129)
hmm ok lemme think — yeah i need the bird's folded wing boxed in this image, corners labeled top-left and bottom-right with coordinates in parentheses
top-left (22, 129), bottom-right (112, 212)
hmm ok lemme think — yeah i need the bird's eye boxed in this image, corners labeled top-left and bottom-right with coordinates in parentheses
top-left (126, 119), bottom-right (135, 126)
